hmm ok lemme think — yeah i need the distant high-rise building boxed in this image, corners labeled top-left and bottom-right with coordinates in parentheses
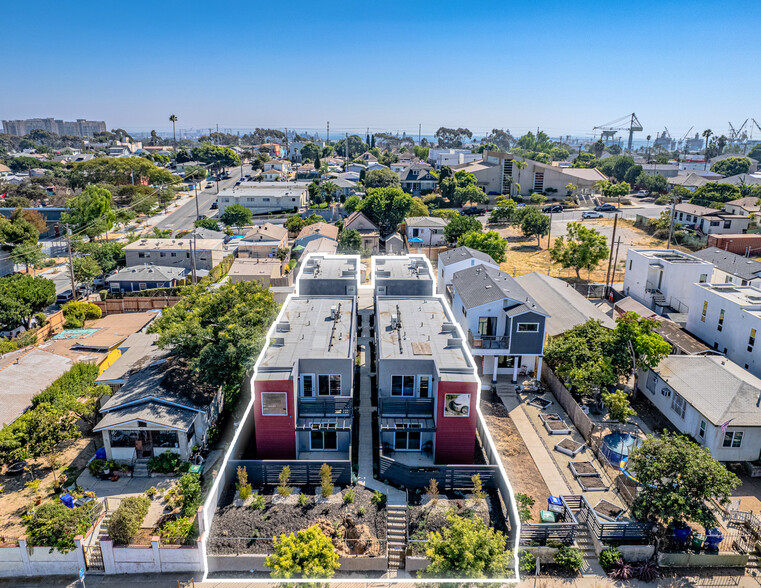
top-left (2, 118), bottom-right (107, 138)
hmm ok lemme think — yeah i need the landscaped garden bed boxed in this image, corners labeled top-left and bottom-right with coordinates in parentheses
top-left (208, 484), bottom-right (387, 556)
top-left (555, 437), bottom-right (584, 457)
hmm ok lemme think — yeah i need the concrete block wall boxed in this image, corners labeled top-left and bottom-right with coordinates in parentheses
top-left (100, 536), bottom-right (203, 574)
top-left (0, 536), bottom-right (84, 578)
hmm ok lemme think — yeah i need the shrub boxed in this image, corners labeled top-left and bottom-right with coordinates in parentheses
top-left (251, 494), bottom-right (265, 510)
top-left (88, 459), bottom-right (118, 476)
top-left (34, 312), bottom-right (47, 327)
top-left (61, 301), bottom-right (102, 328)
top-left (358, 506), bottom-right (366, 516)
top-left (610, 558), bottom-right (633, 580)
top-left (319, 463), bottom-right (333, 498)
top-left (24, 501), bottom-right (98, 553)
top-left (515, 493), bottom-right (535, 523)
top-left (471, 473), bottom-right (485, 500)
top-left (655, 194), bottom-right (669, 205)
top-left (236, 466), bottom-right (252, 500)
top-left (178, 472), bottom-right (201, 516)
top-left (519, 549), bottom-right (536, 574)
top-left (158, 516), bottom-right (196, 545)
top-left (599, 546), bottom-right (623, 570)
top-left (298, 492), bottom-right (308, 507)
top-left (145, 486), bottom-right (157, 497)
top-left (148, 450), bottom-right (183, 473)
top-left (554, 546), bottom-right (584, 572)
top-left (266, 526), bottom-right (339, 580)
top-left (529, 193), bottom-right (547, 205)
top-left (371, 491), bottom-right (386, 507)
top-left (343, 487), bottom-right (355, 504)
top-left (426, 478), bottom-right (439, 503)
top-left (633, 560), bottom-right (660, 582)
top-left (546, 539), bottom-right (564, 549)
top-left (109, 496), bottom-right (150, 545)
top-left (277, 465), bottom-right (292, 497)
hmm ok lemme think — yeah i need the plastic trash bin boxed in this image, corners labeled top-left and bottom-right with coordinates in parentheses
top-left (691, 533), bottom-right (705, 549)
top-left (705, 528), bottom-right (723, 550)
top-left (540, 510), bottom-right (557, 523)
top-left (547, 496), bottom-right (564, 514)
top-left (60, 493), bottom-right (75, 509)
top-left (95, 447), bottom-right (106, 460)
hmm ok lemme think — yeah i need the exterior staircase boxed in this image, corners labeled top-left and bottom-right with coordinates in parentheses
top-left (386, 505), bottom-right (407, 570)
top-left (748, 552), bottom-right (759, 570)
top-left (574, 525), bottom-right (605, 576)
top-left (133, 458), bottom-right (150, 478)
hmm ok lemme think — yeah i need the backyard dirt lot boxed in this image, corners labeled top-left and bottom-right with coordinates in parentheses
top-left (493, 218), bottom-right (678, 282)
top-left (480, 394), bottom-right (549, 520)
top-left (0, 438), bottom-right (95, 539)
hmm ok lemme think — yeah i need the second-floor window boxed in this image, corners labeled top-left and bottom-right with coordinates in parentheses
top-left (418, 376), bottom-right (431, 398)
top-left (318, 374), bottom-right (341, 396)
top-left (718, 309), bottom-right (725, 332)
top-left (517, 323), bottom-right (539, 332)
top-left (749, 328), bottom-right (756, 353)
top-left (300, 374), bottom-right (315, 397)
top-left (391, 375), bottom-right (415, 396)
top-left (701, 301), bottom-right (708, 322)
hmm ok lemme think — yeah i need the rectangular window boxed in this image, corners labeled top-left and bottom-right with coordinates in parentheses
top-left (310, 430), bottom-right (337, 450)
top-left (517, 323), bottom-right (539, 332)
top-left (701, 300), bottom-right (708, 322)
top-left (724, 220), bottom-right (732, 229)
top-left (171, 252), bottom-right (177, 257)
top-left (661, 387), bottom-right (671, 398)
top-left (138, 282), bottom-right (147, 289)
top-left (749, 328), bottom-right (756, 353)
top-left (699, 273), bottom-right (708, 283)
top-left (160, 252), bottom-right (166, 257)
top-left (671, 392), bottom-right (686, 419)
top-left (723, 431), bottom-right (744, 448)
top-left (698, 420), bottom-right (706, 439)
top-left (418, 376), bottom-right (431, 398)
top-left (725, 276), bottom-right (733, 283)
top-left (318, 374), bottom-right (341, 396)
top-left (300, 374), bottom-right (315, 397)
top-left (138, 252), bottom-right (146, 258)
top-left (461, 306), bottom-right (467, 317)
top-left (710, 221), bottom-right (720, 227)
top-left (629, 260), bottom-right (632, 271)
top-left (261, 392), bottom-right (287, 416)
top-left (391, 375), bottom-right (415, 397)
top-left (718, 309), bottom-right (725, 331)
top-left (394, 430), bottom-right (422, 450)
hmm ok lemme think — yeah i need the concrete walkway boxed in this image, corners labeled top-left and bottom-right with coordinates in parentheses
top-left (355, 291), bottom-right (406, 506)
top-left (499, 393), bottom-right (570, 496)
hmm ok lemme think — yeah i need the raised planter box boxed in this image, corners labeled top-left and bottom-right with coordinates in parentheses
top-left (592, 498), bottom-right (625, 521)
top-left (539, 412), bottom-right (562, 423)
top-left (657, 551), bottom-right (748, 568)
top-left (405, 555), bottom-right (430, 572)
top-left (522, 545), bottom-right (560, 564)
top-left (745, 461), bottom-right (761, 477)
top-left (577, 476), bottom-right (607, 492)
top-left (555, 438), bottom-right (585, 457)
top-left (528, 397), bottom-right (553, 410)
top-left (544, 420), bottom-right (572, 435)
top-left (569, 461), bottom-right (598, 477)
top-left (618, 544), bottom-right (655, 563)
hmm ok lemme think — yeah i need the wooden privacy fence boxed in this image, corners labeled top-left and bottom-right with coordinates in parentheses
top-left (35, 310), bottom-right (65, 343)
top-left (93, 296), bottom-right (180, 315)
top-left (541, 363), bottom-right (595, 441)
top-left (227, 458), bottom-right (352, 487)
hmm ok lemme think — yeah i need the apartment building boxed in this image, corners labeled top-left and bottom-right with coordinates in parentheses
top-left (675, 203), bottom-right (750, 236)
top-left (297, 254), bottom-right (358, 296)
top-left (450, 265), bottom-right (548, 382)
top-left (123, 238), bottom-right (225, 271)
top-left (217, 182), bottom-right (308, 215)
top-left (685, 283), bottom-right (761, 378)
top-left (375, 289), bottom-right (480, 465)
top-left (373, 255), bottom-right (434, 297)
top-left (2, 118), bottom-right (106, 137)
top-left (623, 248), bottom-right (713, 314)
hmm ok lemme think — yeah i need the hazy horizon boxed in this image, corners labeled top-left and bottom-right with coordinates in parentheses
top-left (3, 0), bottom-right (760, 142)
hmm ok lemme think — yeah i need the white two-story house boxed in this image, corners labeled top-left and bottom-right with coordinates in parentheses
top-left (450, 265), bottom-right (548, 382)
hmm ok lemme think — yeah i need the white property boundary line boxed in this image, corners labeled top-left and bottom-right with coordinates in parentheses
top-left (201, 253), bottom-right (520, 583)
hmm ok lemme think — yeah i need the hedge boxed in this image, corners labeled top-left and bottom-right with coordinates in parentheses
top-left (109, 495), bottom-right (150, 545)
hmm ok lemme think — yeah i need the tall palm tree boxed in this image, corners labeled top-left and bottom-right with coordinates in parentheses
top-left (169, 114), bottom-right (178, 154)
top-left (702, 129), bottom-right (713, 170)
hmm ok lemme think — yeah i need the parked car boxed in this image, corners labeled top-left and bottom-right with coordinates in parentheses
top-left (76, 284), bottom-right (90, 297)
top-left (636, 190), bottom-right (648, 197)
top-left (205, 182), bottom-right (213, 189)
top-left (56, 290), bottom-right (73, 304)
top-left (210, 201), bottom-right (218, 209)
top-left (582, 211), bottom-right (604, 219)
top-left (462, 207), bottom-right (485, 216)
top-left (542, 204), bottom-right (564, 213)
top-left (594, 204), bottom-right (618, 212)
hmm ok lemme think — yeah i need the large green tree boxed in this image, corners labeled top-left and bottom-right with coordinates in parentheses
top-left (457, 230), bottom-right (507, 263)
top-left (710, 156), bottom-right (752, 177)
top-left (299, 143), bottom-right (320, 162)
top-left (219, 203), bottom-right (253, 228)
top-left (364, 168), bottom-right (400, 189)
top-left (72, 256), bottom-right (103, 288)
top-left (148, 281), bottom-right (279, 389)
top-left (337, 228), bottom-right (362, 253)
top-left (549, 222), bottom-right (610, 279)
top-left (690, 183), bottom-right (742, 208)
top-left (61, 185), bottom-right (116, 239)
top-left (357, 187), bottom-right (412, 231)
top-left (444, 215), bottom-right (481, 244)
top-left (453, 184), bottom-right (488, 207)
top-left (422, 512), bottom-right (513, 579)
top-left (520, 207), bottom-right (550, 246)
top-left (629, 432), bottom-right (740, 528)
top-left (0, 273), bottom-right (56, 330)
top-left (434, 127), bottom-right (473, 149)
top-left (69, 157), bottom-right (175, 189)
top-left (72, 240), bottom-right (125, 273)
top-left (191, 144), bottom-right (240, 171)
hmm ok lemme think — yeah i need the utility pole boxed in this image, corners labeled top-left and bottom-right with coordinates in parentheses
top-left (190, 237), bottom-right (197, 285)
top-left (194, 183), bottom-right (200, 220)
top-left (604, 213), bottom-right (618, 297)
top-left (65, 224), bottom-right (77, 301)
top-left (667, 197), bottom-right (678, 248)
top-left (609, 237), bottom-right (623, 287)
top-left (418, 124), bottom-right (421, 145)
top-left (326, 121), bottom-right (330, 143)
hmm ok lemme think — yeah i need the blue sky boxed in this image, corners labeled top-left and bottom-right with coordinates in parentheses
top-left (3, 0), bottom-right (760, 139)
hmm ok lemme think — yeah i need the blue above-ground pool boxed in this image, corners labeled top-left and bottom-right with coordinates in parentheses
top-left (601, 432), bottom-right (642, 465)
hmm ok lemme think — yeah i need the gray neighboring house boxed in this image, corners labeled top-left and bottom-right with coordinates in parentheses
top-left (297, 254), bottom-right (359, 296)
top-left (106, 265), bottom-right (188, 293)
top-left (638, 355), bottom-right (761, 462)
top-left (124, 238), bottom-right (225, 271)
top-left (437, 246), bottom-right (500, 294)
top-left (382, 232), bottom-right (405, 254)
top-left (692, 246), bottom-right (761, 287)
top-left (373, 255), bottom-right (433, 297)
top-left (94, 361), bottom-right (223, 463)
top-left (451, 265), bottom-right (548, 382)
top-left (514, 272), bottom-right (615, 337)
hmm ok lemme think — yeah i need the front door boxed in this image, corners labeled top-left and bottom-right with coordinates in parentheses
top-left (139, 431), bottom-right (153, 457)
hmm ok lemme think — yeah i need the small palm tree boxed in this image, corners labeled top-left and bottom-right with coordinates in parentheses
top-left (169, 114), bottom-right (178, 153)
top-left (702, 129), bottom-right (713, 169)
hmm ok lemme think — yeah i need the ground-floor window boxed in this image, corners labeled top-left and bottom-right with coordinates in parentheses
top-left (723, 431), bottom-right (743, 448)
top-left (498, 355), bottom-right (517, 368)
top-left (310, 430), bottom-right (337, 450)
top-left (110, 430), bottom-right (138, 447)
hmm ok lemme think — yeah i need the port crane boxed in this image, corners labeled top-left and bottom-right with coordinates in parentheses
top-left (593, 113), bottom-right (643, 152)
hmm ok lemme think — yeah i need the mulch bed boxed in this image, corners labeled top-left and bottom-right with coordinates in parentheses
top-left (407, 490), bottom-right (507, 553)
top-left (208, 485), bottom-right (386, 555)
